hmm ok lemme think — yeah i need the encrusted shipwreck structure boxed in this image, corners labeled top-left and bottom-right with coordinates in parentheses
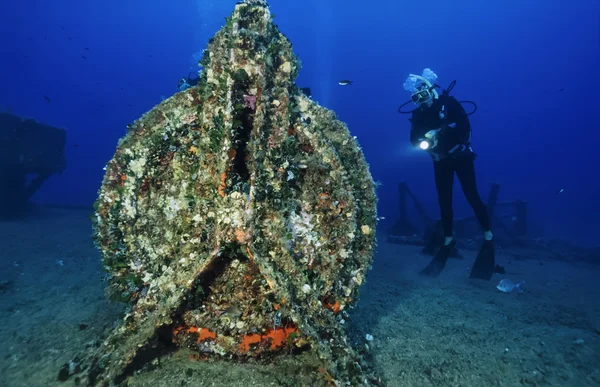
top-left (0, 112), bottom-right (66, 218)
top-left (76, 0), bottom-right (379, 385)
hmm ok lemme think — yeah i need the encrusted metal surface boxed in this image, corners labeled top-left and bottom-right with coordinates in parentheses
top-left (79, 1), bottom-right (379, 385)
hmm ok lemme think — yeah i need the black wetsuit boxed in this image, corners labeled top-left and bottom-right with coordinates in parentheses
top-left (409, 94), bottom-right (490, 237)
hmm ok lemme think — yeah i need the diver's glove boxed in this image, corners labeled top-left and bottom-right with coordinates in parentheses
top-left (418, 129), bottom-right (440, 150)
top-left (425, 129), bottom-right (439, 140)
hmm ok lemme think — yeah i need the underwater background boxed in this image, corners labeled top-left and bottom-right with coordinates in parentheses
top-left (2, 0), bottom-right (599, 245)
top-left (1, 0), bottom-right (599, 386)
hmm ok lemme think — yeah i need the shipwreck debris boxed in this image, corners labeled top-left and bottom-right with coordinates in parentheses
top-left (0, 112), bottom-right (66, 218)
top-left (388, 182), bottom-right (528, 253)
top-left (67, 0), bottom-right (380, 386)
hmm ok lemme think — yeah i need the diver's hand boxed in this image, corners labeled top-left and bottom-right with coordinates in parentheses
top-left (424, 129), bottom-right (440, 139)
top-left (424, 129), bottom-right (440, 149)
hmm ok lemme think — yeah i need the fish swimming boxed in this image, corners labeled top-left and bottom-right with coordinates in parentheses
top-left (338, 80), bottom-right (352, 86)
top-left (219, 305), bottom-right (242, 317)
top-left (496, 279), bottom-right (525, 293)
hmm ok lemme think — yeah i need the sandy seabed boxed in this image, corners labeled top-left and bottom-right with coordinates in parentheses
top-left (1, 207), bottom-right (598, 387)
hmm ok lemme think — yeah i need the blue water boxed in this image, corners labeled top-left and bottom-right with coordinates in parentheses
top-left (1, 0), bottom-right (599, 386)
top-left (2, 0), bottom-right (598, 244)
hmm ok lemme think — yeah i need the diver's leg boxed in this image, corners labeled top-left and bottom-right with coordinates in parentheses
top-left (435, 159), bottom-right (455, 242)
top-left (454, 157), bottom-right (495, 280)
top-left (420, 160), bottom-right (455, 277)
top-left (455, 157), bottom-right (491, 234)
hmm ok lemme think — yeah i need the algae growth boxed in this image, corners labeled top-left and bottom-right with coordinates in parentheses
top-left (71, 0), bottom-right (380, 385)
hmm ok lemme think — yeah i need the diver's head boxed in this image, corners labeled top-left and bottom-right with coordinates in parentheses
top-left (411, 85), bottom-right (434, 105)
top-left (403, 68), bottom-right (439, 107)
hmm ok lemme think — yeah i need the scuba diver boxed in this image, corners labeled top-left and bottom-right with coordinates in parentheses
top-left (398, 68), bottom-right (495, 280)
top-left (177, 71), bottom-right (200, 92)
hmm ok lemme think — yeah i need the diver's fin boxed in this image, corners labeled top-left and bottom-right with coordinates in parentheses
top-left (469, 240), bottom-right (495, 280)
top-left (420, 239), bottom-right (456, 277)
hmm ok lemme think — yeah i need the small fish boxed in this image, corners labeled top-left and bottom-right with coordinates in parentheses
top-left (496, 279), bottom-right (525, 293)
top-left (338, 80), bottom-right (352, 86)
top-left (556, 188), bottom-right (564, 194)
top-left (84, 47), bottom-right (89, 50)
top-left (220, 305), bottom-right (242, 317)
top-left (44, 95), bottom-right (52, 103)
top-left (81, 55), bottom-right (87, 60)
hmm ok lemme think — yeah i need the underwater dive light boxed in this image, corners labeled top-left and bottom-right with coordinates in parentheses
top-left (418, 129), bottom-right (439, 151)
top-left (419, 139), bottom-right (431, 150)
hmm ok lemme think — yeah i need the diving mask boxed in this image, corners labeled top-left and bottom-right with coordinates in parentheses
top-left (404, 71), bottom-right (439, 106)
top-left (411, 87), bottom-right (433, 104)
